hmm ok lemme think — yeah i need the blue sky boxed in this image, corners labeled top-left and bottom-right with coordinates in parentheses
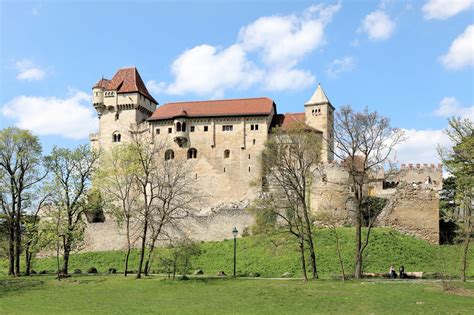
top-left (0, 0), bottom-right (473, 163)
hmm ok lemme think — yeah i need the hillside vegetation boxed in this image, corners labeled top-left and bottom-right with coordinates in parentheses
top-left (1, 228), bottom-right (472, 278)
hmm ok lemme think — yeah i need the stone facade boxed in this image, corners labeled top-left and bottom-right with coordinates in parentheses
top-left (84, 67), bottom-right (441, 251)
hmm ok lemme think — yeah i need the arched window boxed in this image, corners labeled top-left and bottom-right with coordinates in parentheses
top-left (187, 148), bottom-right (197, 159)
top-left (224, 149), bottom-right (230, 159)
top-left (113, 132), bottom-right (121, 143)
top-left (182, 122), bottom-right (186, 132)
top-left (176, 122), bottom-right (182, 132)
top-left (165, 149), bottom-right (175, 161)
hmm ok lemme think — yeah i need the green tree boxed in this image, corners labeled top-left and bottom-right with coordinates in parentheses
top-left (0, 127), bottom-right (45, 276)
top-left (439, 117), bottom-right (473, 281)
top-left (44, 145), bottom-right (98, 275)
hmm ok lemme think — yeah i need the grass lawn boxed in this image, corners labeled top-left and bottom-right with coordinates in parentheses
top-left (0, 275), bottom-right (473, 314)
top-left (5, 228), bottom-right (471, 279)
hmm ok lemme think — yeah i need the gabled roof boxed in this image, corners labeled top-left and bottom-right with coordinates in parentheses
top-left (305, 84), bottom-right (333, 108)
top-left (148, 97), bottom-right (275, 121)
top-left (93, 67), bottom-right (157, 104)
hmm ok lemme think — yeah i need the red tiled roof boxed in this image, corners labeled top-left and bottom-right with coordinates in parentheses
top-left (148, 97), bottom-right (275, 121)
top-left (271, 113), bottom-right (322, 132)
top-left (93, 67), bottom-right (157, 104)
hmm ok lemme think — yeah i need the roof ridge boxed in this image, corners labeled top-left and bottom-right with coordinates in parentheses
top-left (165, 97), bottom-right (272, 105)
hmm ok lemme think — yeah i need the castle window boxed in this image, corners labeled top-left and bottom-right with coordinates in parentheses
top-left (187, 148), bottom-right (197, 159)
top-left (204, 126), bottom-right (208, 132)
top-left (253, 139), bottom-right (256, 145)
top-left (176, 122), bottom-right (182, 132)
top-left (190, 126), bottom-right (195, 132)
top-left (224, 167), bottom-right (226, 173)
top-left (248, 154), bottom-right (251, 159)
top-left (112, 132), bottom-right (121, 143)
top-left (251, 125), bottom-right (254, 131)
top-left (182, 122), bottom-right (186, 132)
top-left (248, 166), bottom-right (251, 172)
top-left (255, 124), bottom-right (258, 131)
top-left (224, 149), bottom-right (230, 159)
top-left (115, 113), bottom-right (119, 121)
top-left (156, 128), bottom-right (160, 135)
top-left (222, 125), bottom-right (233, 132)
top-left (168, 127), bottom-right (172, 134)
top-left (165, 149), bottom-right (175, 161)
top-left (250, 124), bottom-right (259, 131)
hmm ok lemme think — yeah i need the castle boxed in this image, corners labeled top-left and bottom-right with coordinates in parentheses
top-left (85, 67), bottom-right (441, 251)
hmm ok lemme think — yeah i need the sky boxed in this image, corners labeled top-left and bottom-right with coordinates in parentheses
top-left (0, 0), bottom-right (473, 165)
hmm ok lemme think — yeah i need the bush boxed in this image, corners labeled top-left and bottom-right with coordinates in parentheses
top-left (74, 269), bottom-right (82, 274)
top-left (108, 268), bottom-right (117, 274)
top-left (87, 267), bottom-right (98, 274)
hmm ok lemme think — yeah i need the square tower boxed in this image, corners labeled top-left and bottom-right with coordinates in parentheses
top-left (304, 84), bottom-right (334, 162)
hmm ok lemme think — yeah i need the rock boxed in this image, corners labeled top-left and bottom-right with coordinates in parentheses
top-left (217, 271), bottom-right (227, 277)
top-left (73, 269), bottom-right (82, 274)
top-left (282, 272), bottom-right (292, 278)
top-left (87, 267), bottom-right (98, 274)
top-left (108, 268), bottom-right (117, 274)
top-left (194, 269), bottom-right (204, 275)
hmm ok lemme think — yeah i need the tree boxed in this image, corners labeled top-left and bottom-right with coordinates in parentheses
top-left (439, 176), bottom-right (458, 244)
top-left (332, 106), bottom-right (404, 279)
top-left (95, 144), bottom-right (139, 276)
top-left (44, 145), bottom-right (98, 275)
top-left (438, 117), bottom-right (473, 281)
top-left (255, 124), bottom-right (323, 280)
top-left (0, 127), bottom-right (45, 276)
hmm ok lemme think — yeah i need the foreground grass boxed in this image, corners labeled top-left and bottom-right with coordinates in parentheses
top-left (0, 275), bottom-right (473, 314)
top-left (9, 228), bottom-right (471, 279)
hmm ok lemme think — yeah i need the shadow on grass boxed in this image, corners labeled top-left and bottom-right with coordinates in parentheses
top-left (0, 278), bottom-right (45, 296)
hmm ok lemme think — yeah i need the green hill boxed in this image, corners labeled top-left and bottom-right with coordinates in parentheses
top-left (2, 228), bottom-right (472, 278)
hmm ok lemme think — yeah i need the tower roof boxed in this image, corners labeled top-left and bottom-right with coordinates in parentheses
top-left (93, 67), bottom-right (157, 104)
top-left (305, 84), bottom-right (333, 108)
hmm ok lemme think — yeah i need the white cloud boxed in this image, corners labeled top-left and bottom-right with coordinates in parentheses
top-left (1, 90), bottom-right (97, 140)
top-left (394, 128), bottom-right (451, 164)
top-left (161, 44), bottom-right (263, 98)
top-left (155, 4), bottom-right (341, 97)
top-left (359, 10), bottom-right (396, 41)
top-left (434, 97), bottom-right (474, 119)
top-left (439, 24), bottom-right (474, 70)
top-left (15, 59), bottom-right (46, 81)
top-left (422, 0), bottom-right (473, 20)
top-left (326, 56), bottom-right (355, 78)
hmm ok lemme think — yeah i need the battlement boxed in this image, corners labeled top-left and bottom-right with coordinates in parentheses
top-left (400, 163), bottom-right (442, 170)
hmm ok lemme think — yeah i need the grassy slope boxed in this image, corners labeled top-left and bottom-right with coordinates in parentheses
top-left (1, 228), bottom-right (472, 278)
top-left (0, 276), bottom-right (473, 314)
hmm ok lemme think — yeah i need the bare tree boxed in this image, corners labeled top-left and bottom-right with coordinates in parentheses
top-left (0, 127), bottom-right (45, 276)
top-left (438, 117), bottom-right (473, 281)
top-left (260, 124), bottom-right (322, 279)
top-left (95, 144), bottom-right (140, 276)
top-left (143, 158), bottom-right (200, 275)
top-left (44, 145), bottom-right (98, 275)
top-left (331, 106), bottom-right (404, 279)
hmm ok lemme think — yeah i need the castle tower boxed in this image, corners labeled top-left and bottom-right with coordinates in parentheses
top-left (90, 67), bottom-right (158, 150)
top-left (304, 84), bottom-right (334, 162)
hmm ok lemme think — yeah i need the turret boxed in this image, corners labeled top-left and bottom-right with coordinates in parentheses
top-left (304, 84), bottom-right (334, 162)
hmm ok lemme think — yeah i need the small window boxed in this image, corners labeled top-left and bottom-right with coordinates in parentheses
top-left (248, 166), bottom-right (251, 172)
top-left (223, 167), bottom-right (226, 173)
top-left (248, 154), bottom-right (251, 159)
top-left (190, 126), bottom-right (195, 132)
top-left (176, 122), bottom-right (182, 132)
top-left (115, 113), bottom-right (119, 121)
top-left (165, 149), bottom-right (174, 161)
top-left (95, 92), bottom-right (99, 96)
top-left (253, 139), bottom-right (256, 145)
top-left (168, 127), bottom-right (172, 134)
top-left (182, 122), bottom-right (186, 132)
top-left (224, 149), bottom-right (230, 159)
top-left (222, 125), bottom-right (233, 132)
top-left (251, 125), bottom-right (254, 131)
top-left (113, 132), bottom-right (121, 143)
top-left (156, 128), bottom-right (160, 135)
top-left (204, 126), bottom-right (208, 132)
top-left (255, 124), bottom-right (258, 131)
top-left (187, 148), bottom-right (197, 159)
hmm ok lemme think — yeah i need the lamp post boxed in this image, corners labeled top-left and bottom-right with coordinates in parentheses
top-left (232, 227), bottom-right (238, 277)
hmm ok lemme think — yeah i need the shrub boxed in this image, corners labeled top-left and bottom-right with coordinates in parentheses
top-left (74, 269), bottom-right (82, 274)
top-left (87, 267), bottom-right (98, 274)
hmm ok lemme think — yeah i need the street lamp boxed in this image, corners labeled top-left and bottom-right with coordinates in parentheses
top-left (232, 227), bottom-right (238, 277)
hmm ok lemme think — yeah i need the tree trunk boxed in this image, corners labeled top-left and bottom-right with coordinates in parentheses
top-left (14, 217), bottom-right (21, 276)
top-left (299, 237), bottom-right (308, 282)
top-left (460, 228), bottom-right (470, 282)
top-left (124, 219), bottom-right (131, 277)
top-left (302, 208), bottom-right (318, 279)
top-left (137, 219), bottom-right (148, 279)
top-left (144, 242), bottom-right (156, 276)
top-left (62, 236), bottom-right (70, 275)
top-left (25, 244), bottom-right (32, 276)
top-left (8, 223), bottom-right (15, 276)
top-left (334, 230), bottom-right (346, 281)
top-left (354, 209), bottom-right (363, 279)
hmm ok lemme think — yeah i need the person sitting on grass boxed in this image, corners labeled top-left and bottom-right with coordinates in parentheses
top-left (399, 266), bottom-right (405, 279)
top-left (389, 265), bottom-right (397, 279)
